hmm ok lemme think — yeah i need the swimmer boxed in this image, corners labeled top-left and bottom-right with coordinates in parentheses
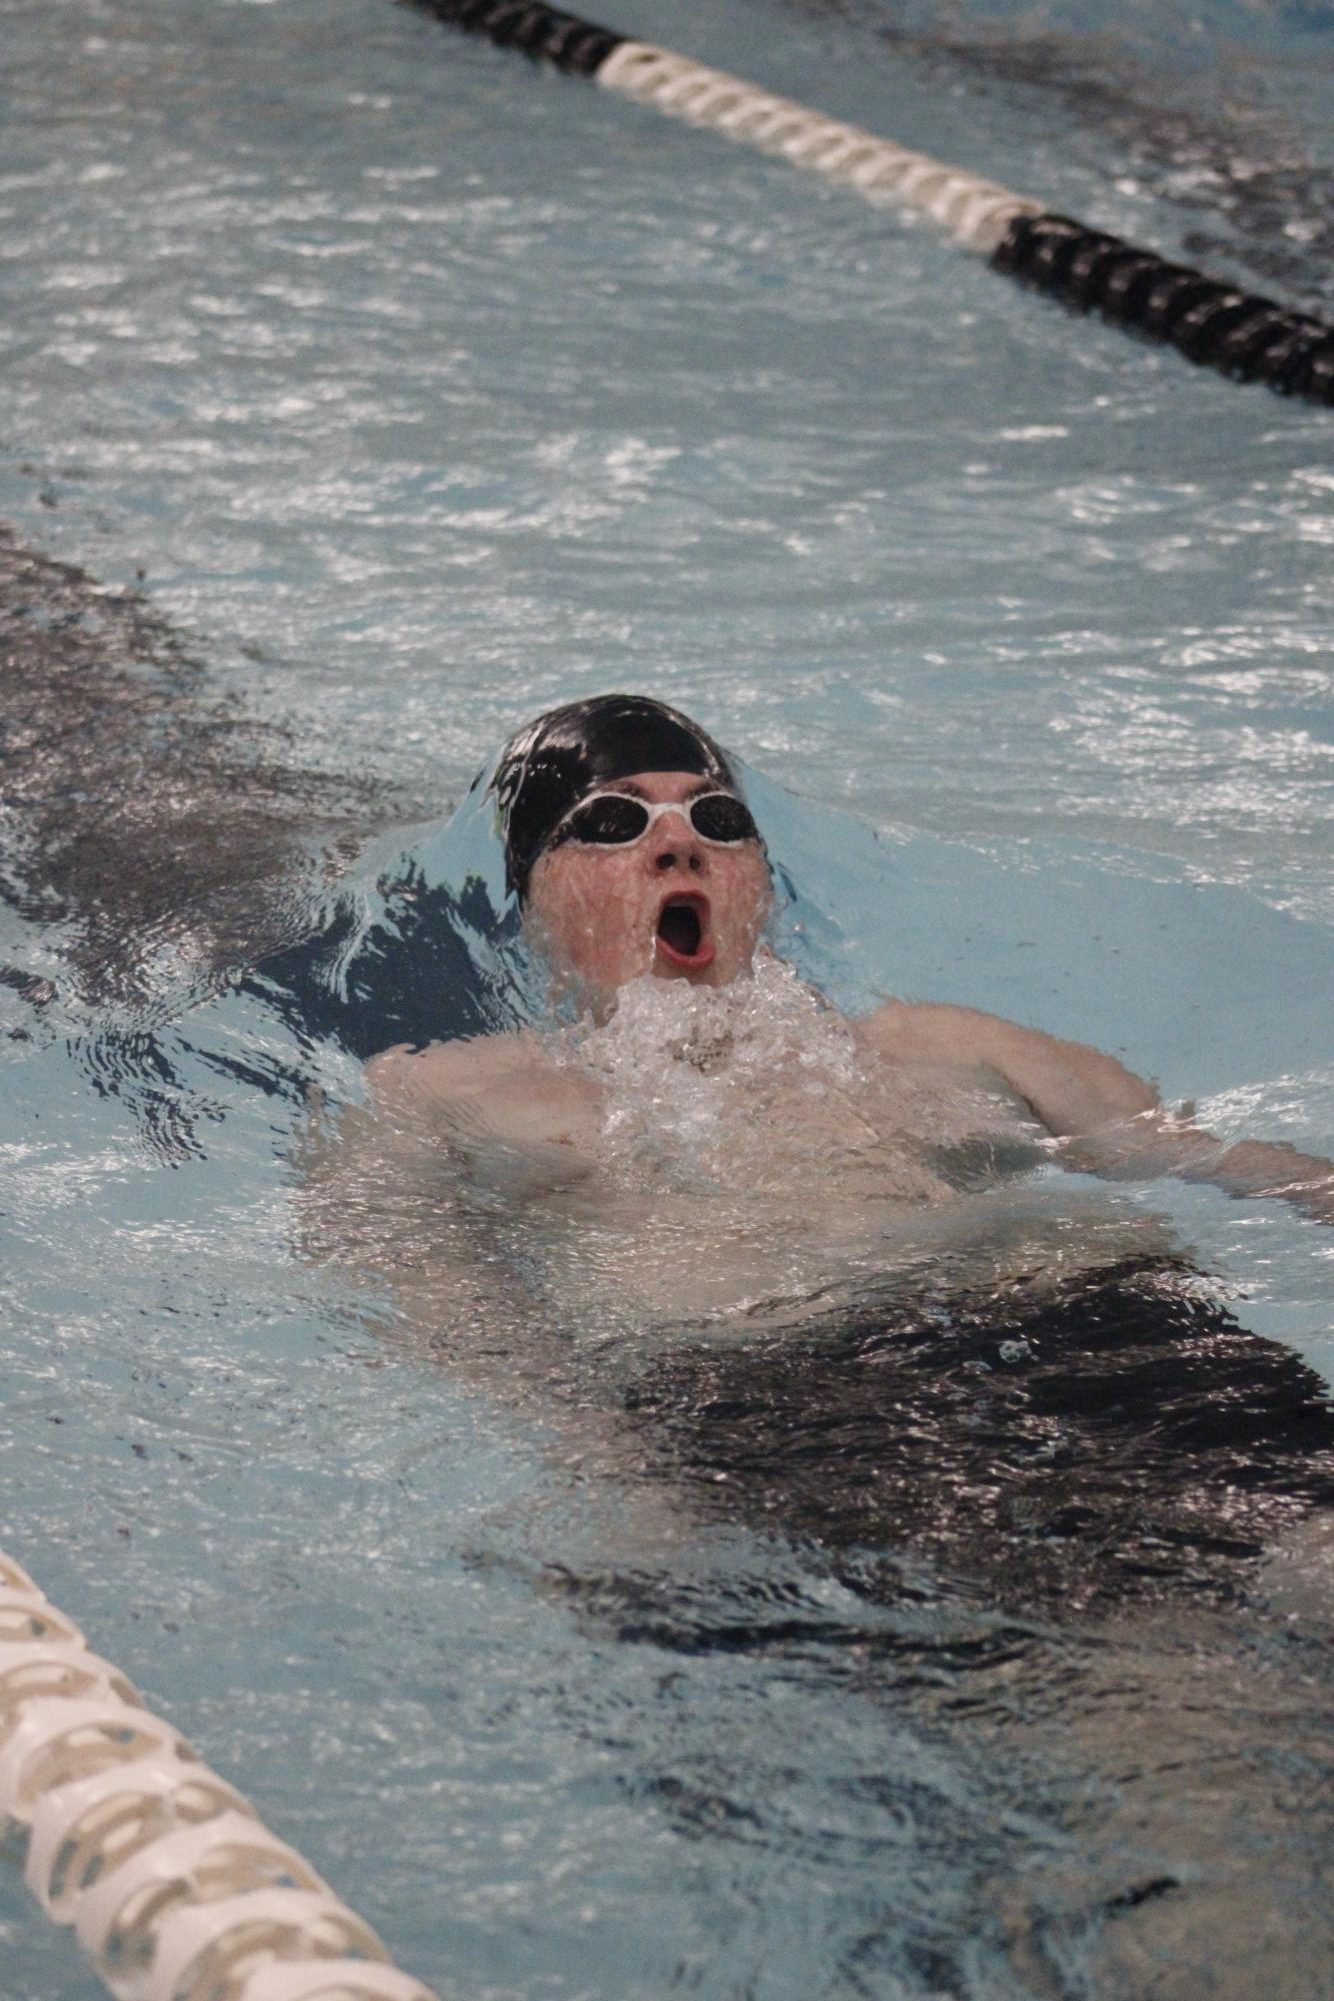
top-left (325, 699), bottom-right (1334, 2001)
top-left (367, 693), bottom-right (1333, 1230)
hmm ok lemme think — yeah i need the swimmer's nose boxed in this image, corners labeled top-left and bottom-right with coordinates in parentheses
top-left (649, 810), bottom-right (705, 874)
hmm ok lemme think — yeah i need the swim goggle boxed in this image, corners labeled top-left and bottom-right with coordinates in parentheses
top-left (545, 789), bottom-right (761, 854)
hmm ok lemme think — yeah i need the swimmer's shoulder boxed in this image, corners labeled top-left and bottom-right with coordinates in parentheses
top-left (366, 1030), bottom-right (553, 1111)
top-left (366, 1032), bottom-right (605, 1139)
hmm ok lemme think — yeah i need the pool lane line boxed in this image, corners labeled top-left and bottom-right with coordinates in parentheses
top-left (401, 0), bottom-right (1334, 406)
top-left (0, 1549), bottom-right (440, 2001)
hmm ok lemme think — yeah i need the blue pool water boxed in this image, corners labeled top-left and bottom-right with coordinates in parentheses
top-left (2, 2), bottom-right (1332, 1997)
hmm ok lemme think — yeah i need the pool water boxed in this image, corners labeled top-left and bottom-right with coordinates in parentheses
top-left (2, 2), bottom-right (1332, 1997)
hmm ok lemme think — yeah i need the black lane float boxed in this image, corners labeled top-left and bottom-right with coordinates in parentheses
top-left (402, 0), bottom-right (1334, 405)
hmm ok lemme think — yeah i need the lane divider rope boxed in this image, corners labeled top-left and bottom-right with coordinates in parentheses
top-left (595, 40), bottom-right (1039, 255)
top-left (402, 0), bottom-right (1334, 404)
top-left (0, 1549), bottom-right (439, 2001)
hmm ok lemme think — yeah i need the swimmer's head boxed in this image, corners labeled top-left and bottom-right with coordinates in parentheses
top-left (492, 694), bottom-right (738, 900)
top-left (491, 695), bottom-right (771, 999)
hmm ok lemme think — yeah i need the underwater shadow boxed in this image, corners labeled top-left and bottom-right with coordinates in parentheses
top-left (609, 1254), bottom-right (1334, 1622)
top-left (0, 525), bottom-right (397, 1011)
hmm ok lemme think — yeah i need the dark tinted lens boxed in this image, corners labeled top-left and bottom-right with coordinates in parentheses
top-left (690, 794), bottom-right (758, 843)
top-left (565, 795), bottom-right (651, 845)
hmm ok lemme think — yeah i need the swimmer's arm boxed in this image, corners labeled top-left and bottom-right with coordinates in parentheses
top-left (298, 1046), bottom-right (525, 1330)
top-left (860, 1001), bottom-right (1334, 1223)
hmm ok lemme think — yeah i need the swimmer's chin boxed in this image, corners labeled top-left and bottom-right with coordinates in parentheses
top-left (538, 937), bottom-right (764, 1020)
top-left (547, 958), bottom-right (738, 1024)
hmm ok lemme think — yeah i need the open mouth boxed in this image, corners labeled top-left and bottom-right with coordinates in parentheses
top-left (655, 893), bottom-right (715, 970)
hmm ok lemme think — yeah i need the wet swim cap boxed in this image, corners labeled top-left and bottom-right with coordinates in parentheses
top-left (492, 694), bottom-right (738, 900)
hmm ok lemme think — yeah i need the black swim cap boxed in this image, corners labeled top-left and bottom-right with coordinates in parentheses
top-left (491, 694), bottom-right (738, 900)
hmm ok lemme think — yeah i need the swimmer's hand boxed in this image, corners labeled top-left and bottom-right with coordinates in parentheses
top-left (859, 1001), bottom-right (1334, 1225)
top-left (1096, 1122), bottom-right (1334, 1226)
